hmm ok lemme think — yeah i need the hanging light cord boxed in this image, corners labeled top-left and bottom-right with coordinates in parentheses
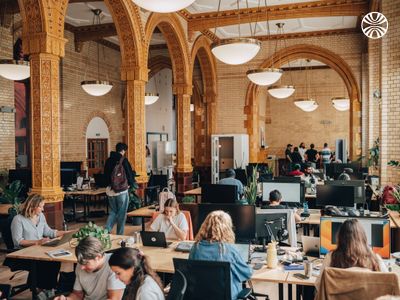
top-left (213, 0), bottom-right (222, 37)
top-left (237, 0), bottom-right (241, 38)
top-left (247, 0), bottom-right (261, 39)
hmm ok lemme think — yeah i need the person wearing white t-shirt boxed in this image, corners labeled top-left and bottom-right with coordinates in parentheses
top-left (54, 237), bottom-right (125, 300)
top-left (150, 198), bottom-right (188, 240)
top-left (109, 247), bottom-right (165, 300)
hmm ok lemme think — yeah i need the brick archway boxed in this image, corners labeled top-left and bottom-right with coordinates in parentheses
top-left (245, 44), bottom-right (361, 162)
top-left (82, 111), bottom-right (113, 139)
top-left (148, 55), bottom-right (172, 79)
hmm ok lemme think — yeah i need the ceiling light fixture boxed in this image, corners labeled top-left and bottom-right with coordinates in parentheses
top-left (332, 97), bottom-right (350, 111)
top-left (293, 59), bottom-right (318, 112)
top-left (211, 0), bottom-right (261, 65)
top-left (145, 72), bottom-right (160, 105)
top-left (0, 2), bottom-right (30, 81)
top-left (81, 9), bottom-right (113, 97)
top-left (132, 0), bottom-right (195, 13)
top-left (267, 23), bottom-right (295, 98)
top-left (246, 0), bottom-right (283, 85)
top-left (190, 103), bottom-right (194, 112)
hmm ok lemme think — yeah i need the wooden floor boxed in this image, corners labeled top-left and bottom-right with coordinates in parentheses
top-left (0, 208), bottom-right (285, 300)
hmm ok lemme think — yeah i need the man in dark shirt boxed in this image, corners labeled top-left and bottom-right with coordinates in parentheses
top-left (291, 147), bottom-right (303, 164)
top-left (285, 144), bottom-right (293, 162)
top-left (262, 190), bottom-right (301, 222)
top-left (305, 143), bottom-right (319, 163)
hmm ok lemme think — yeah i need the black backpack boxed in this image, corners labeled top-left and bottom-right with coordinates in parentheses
top-left (111, 157), bottom-right (129, 192)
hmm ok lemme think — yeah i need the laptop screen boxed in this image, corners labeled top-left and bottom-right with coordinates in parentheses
top-left (320, 216), bottom-right (390, 258)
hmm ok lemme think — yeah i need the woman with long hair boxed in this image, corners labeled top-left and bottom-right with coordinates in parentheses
top-left (189, 210), bottom-right (252, 300)
top-left (150, 198), bottom-right (188, 240)
top-left (109, 247), bottom-right (164, 300)
top-left (315, 219), bottom-right (388, 290)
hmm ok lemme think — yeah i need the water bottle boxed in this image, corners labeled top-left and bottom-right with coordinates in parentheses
top-left (267, 242), bottom-right (278, 269)
top-left (63, 220), bottom-right (68, 231)
top-left (303, 201), bottom-right (309, 214)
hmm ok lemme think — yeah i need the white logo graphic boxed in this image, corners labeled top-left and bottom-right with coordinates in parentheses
top-left (151, 237), bottom-right (156, 242)
top-left (361, 12), bottom-right (388, 39)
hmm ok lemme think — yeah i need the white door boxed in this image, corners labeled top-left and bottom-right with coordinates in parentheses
top-left (211, 135), bottom-right (220, 184)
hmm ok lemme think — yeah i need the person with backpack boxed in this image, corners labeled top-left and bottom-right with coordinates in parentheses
top-left (104, 143), bottom-right (136, 235)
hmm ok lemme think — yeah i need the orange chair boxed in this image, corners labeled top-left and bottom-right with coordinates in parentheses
top-left (151, 211), bottom-right (194, 240)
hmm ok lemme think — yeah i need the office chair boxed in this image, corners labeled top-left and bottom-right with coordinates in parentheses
top-left (0, 216), bottom-right (30, 297)
top-left (166, 270), bottom-right (187, 300)
top-left (0, 284), bottom-right (11, 300)
top-left (172, 258), bottom-right (254, 300)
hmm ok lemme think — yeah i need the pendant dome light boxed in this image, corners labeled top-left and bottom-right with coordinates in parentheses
top-left (294, 59), bottom-right (318, 112)
top-left (81, 9), bottom-right (113, 97)
top-left (0, 3), bottom-right (30, 81)
top-left (132, 0), bottom-right (195, 13)
top-left (246, 0), bottom-right (283, 86)
top-left (211, 0), bottom-right (260, 65)
top-left (332, 97), bottom-right (350, 111)
top-left (267, 23), bottom-right (296, 99)
top-left (145, 72), bottom-right (160, 105)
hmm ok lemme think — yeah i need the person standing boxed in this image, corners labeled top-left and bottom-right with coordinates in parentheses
top-left (104, 143), bottom-right (136, 235)
top-left (305, 144), bottom-right (319, 165)
top-left (320, 143), bottom-right (332, 166)
top-left (285, 144), bottom-right (293, 163)
top-left (298, 142), bottom-right (306, 162)
top-left (291, 147), bottom-right (303, 164)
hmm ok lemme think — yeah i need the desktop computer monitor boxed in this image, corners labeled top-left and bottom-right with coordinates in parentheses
top-left (60, 169), bottom-right (77, 187)
top-left (262, 181), bottom-right (304, 203)
top-left (320, 216), bottom-right (390, 258)
top-left (256, 211), bottom-right (288, 244)
top-left (325, 180), bottom-right (366, 204)
top-left (197, 204), bottom-right (255, 242)
top-left (324, 163), bottom-right (362, 180)
top-left (273, 176), bottom-right (302, 183)
top-left (148, 174), bottom-right (168, 189)
top-left (316, 185), bottom-right (355, 208)
top-left (202, 184), bottom-right (238, 204)
top-left (234, 169), bottom-right (247, 185)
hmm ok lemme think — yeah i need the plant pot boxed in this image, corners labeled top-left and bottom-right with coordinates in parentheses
top-left (385, 204), bottom-right (400, 212)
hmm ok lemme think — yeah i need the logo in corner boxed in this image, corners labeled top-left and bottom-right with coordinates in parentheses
top-left (361, 12), bottom-right (388, 39)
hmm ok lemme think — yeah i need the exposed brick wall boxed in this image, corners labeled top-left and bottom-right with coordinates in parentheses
top-left (368, 39), bottom-right (381, 149)
top-left (0, 26), bottom-right (16, 170)
top-left (60, 30), bottom-right (125, 165)
top-left (216, 33), bottom-right (364, 159)
top-left (380, 0), bottom-right (400, 184)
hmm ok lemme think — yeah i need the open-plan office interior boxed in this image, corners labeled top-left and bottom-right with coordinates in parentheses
top-left (0, 0), bottom-right (400, 299)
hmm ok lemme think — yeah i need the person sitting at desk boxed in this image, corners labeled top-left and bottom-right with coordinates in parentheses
top-left (337, 167), bottom-right (353, 181)
top-left (315, 219), bottom-right (388, 293)
top-left (261, 190), bottom-right (301, 223)
top-left (149, 198), bottom-right (188, 240)
top-left (302, 163), bottom-right (318, 194)
top-left (55, 237), bottom-right (125, 300)
top-left (218, 168), bottom-right (244, 200)
top-left (109, 247), bottom-right (164, 300)
top-left (10, 194), bottom-right (70, 296)
top-left (189, 211), bottom-right (252, 300)
top-left (288, 164), bottom-right (304, 177)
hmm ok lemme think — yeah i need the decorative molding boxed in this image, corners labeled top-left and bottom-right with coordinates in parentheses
top-left (248, 28), bottom-right (360, 41)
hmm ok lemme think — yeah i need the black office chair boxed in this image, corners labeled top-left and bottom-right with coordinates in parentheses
top-left (172, 258), bottom-right (254, 300)
top-left (166, 269), bottom-right (187, 300)
top-left (0, 284), bottom-right (11, 300)
top-left (0, 216), bottom-right (30, 297)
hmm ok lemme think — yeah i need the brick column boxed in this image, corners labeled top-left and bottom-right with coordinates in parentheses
top-left (244, 99), bottom-right (259, 163)
top-left (205, 93), bottom-right (217, 166)
top-left (174, 84), bottom-right (193, 195)
top-left (29, 53), bottom-right (64, 229)
top-left (368, 39), bottom-right (381, 149)
top-left (125, 79), bottom-right (148, 194)
top-left (380, 0), bottom-right (400, 184)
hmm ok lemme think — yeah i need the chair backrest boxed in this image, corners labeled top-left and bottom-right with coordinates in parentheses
top-left (0, 215), bottom-right (16, 250)
top-left (167, 269), bottom-right (187, 300)
top-left (173, 258), bottom-right (232, 300)
top-left (151, 211), bottom-right (194, 240)
top-left (316, 267), bottom-right (400, 300)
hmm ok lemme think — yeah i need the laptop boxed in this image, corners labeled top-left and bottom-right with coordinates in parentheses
top-left (42, 231), bottom-right (76, 247)
top-left (302, 236), bottom-right (320, 257)
top-left (141, 231), bottom-right (172, 248)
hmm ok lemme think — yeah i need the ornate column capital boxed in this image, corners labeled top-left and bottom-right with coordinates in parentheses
top-left (173, 83), bottom-right (192, 96)
top-left (121, 64), bottom-right (149, 82)
top-left (22, 33), bottom-right (67, 57)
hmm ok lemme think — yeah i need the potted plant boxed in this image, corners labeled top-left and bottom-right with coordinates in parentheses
top-left (72, 221), bottom-right (111, 249)
top-left (0, 180), bottom-right (25, 216)
top-left (181, 195), bottom-right (195, 204)
top-left (128, 182), bottom-right (143, 225)
top-left (243, 166), bottom-right (258, 205)
top-left (385, 185), bottom-right (400, 212)
top-left (368, 138), bottom-right (380, 170)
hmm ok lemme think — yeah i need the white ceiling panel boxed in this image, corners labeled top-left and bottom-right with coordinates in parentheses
top-left (66, 2), bottom-right (113, 26)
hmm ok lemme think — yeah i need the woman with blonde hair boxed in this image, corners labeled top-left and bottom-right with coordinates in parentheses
top-left (150, 198), bottom-right (188, 240)
top-left (315, 219), bottom-right (388, 291)
top-left (10, 194), bottom-right (70, 296)
top-left (189, 210), bottom-right (252, 300)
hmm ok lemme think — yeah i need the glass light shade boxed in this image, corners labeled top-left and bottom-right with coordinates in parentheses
top-left (302, 103), bottom-right (319, 112)
top-left (294, 99), bottom-right (316, 110)
top-left (81, 80), bottom-right (113, 96)
top-left (332, 97), bottom-right (350, 111)
top-left (190, 104), bottom-right (194, 112)
top-left (132, 0), bottom-right (195, 12)
top-left (145, 93), bottom-right (159, 105)
top-left (267, 85), bottom-right (295, 99)
top-left (0, 59), bottom-right (30, 80)
top-left (211, 38), bottom-right (261, 65)
top-left (246, 68), bottom-right (283, 86)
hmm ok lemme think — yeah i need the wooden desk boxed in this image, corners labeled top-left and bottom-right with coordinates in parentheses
top-left (0, 204), bottom-right (12, 215)
top-left (183, 187), bottom-right (202, 203)
top-left (127, 206), bottom-right (156, 231)
top-left (64, 188), bottom-right (107, 221)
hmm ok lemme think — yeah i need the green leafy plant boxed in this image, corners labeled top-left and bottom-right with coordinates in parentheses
top-left (243, 166), bottom-right (258, 205)
top-left (388, 160), bottom-right (400, 168)
top-left (0, 180), bottom-right (25, 216)
top-left (128, 182), bottom-right (142, 211)
top-left (392, 186), bottom-right (400, 204)
top-left (368, 138), bottom-right (380, 169)
top-left (72, 222), bottom-right (111, 249)
top-left (181, 196), bottom-right (195, 203)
